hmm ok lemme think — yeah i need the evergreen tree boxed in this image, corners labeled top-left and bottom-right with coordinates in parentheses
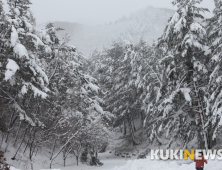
top-left (0, 0), bottom-right (50, 137)
top-left (0, 2), bottom-right (111, 168)
top-left (206, 0), bottom-right (222, 148)
top-left (90, 40), bottom-right (158, 145)
top-left (146, 0), bottom-right (211, 149)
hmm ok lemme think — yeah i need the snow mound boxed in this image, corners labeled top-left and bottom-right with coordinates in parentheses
top-left (113, 156), bottom-right (222, 170)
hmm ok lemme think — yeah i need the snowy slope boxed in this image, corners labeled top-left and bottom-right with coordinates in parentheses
top-left (53, 6), bottom-right (174, 57)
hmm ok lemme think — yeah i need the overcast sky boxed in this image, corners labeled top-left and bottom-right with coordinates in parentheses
top-left (3, 0), bottom-right (215, 25)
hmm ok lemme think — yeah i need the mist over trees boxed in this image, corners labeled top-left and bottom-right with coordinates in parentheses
top-left (1, 0), bottom-right (222, 170)
top-left (53, 6), bottom-right (174, 57)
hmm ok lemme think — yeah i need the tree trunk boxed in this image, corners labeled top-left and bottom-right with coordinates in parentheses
top-left (95, 151), bottom-right (98, 159)
top-left (23, 138), bottom-right (30, 154)
top-left (123, 120), bottom-right (126, 135)
top-left (132, 120), bottom-right (136, 131)
top-left (5, 111), bottom-right (15, 143)
top-left (4, 136), bottom-right (13, 152)
top-left (11, 126), bottom-right (28, 160)
top-left (49, 139), bottom-right (57, 169)
top-left (76, 156), bottom-right (79, 166)
top-left (120, 125), bottom-right (122, 133)
top-left (35, 147), bottom-right (39, 156)
top-left (29, 136), bottom-right (36, 169)
top-left (63, 158), bottom-right (66, 167)
top-left (23, 127), bottom-right (33, 154)
top-left (128, 116), bottom-right (138, 145)
top-left (192, 80), bottom-right (208, 150)
top-left (13, 121), bottom-right (21, 146)
top-left (0, 132), bottom-right (5, 146)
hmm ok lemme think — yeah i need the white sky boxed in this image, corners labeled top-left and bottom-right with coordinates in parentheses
top-left (2, 0), bottom-right (215, 25)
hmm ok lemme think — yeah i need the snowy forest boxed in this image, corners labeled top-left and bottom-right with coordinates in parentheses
top-left (1, 0), bottom-right (222, 170)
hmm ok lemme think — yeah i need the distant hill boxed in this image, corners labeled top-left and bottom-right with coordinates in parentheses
top-left (53, 6), bottom-right (174, 58)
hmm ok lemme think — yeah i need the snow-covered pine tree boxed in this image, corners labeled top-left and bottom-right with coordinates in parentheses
top-left (0, 0), bottom-right (50, 123)
top-left (43, 30), bottom-right (106, 120)
top-left (0, 1), bottom-right (55, 167)
top-left (91, 40), bottom-right (153, 145)
top-left (206, 0), bottom-right (222, 148)
top-left (142, 44), bottom-right (167, 140)
top-left (37, 30), bottom-right (112, 168)
top-left (146, 0), bottom-right (211, 149)
top-left (0, 2), bottom-right (54, 157)
top-left (92, 42), bottom-right (125, 91)
top-left (0, 1), bottom-right (111, 168)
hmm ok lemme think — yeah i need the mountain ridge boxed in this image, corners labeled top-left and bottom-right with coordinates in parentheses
top-left (53, 6), bottom-right (175, 57)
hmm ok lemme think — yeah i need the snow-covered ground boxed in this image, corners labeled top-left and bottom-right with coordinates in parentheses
top-left (113, 156), bottom-right (222, 170)
top-left (10, 154), bottom-right (222, 170)
top-left (56, 151), bottom-right (133, 170)
top-left (7, 149), bottom-right (132, 170)
top-left (57, 159), bottom-right (128, 170)
top-left (6, 141), bottom-right (222, 170)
